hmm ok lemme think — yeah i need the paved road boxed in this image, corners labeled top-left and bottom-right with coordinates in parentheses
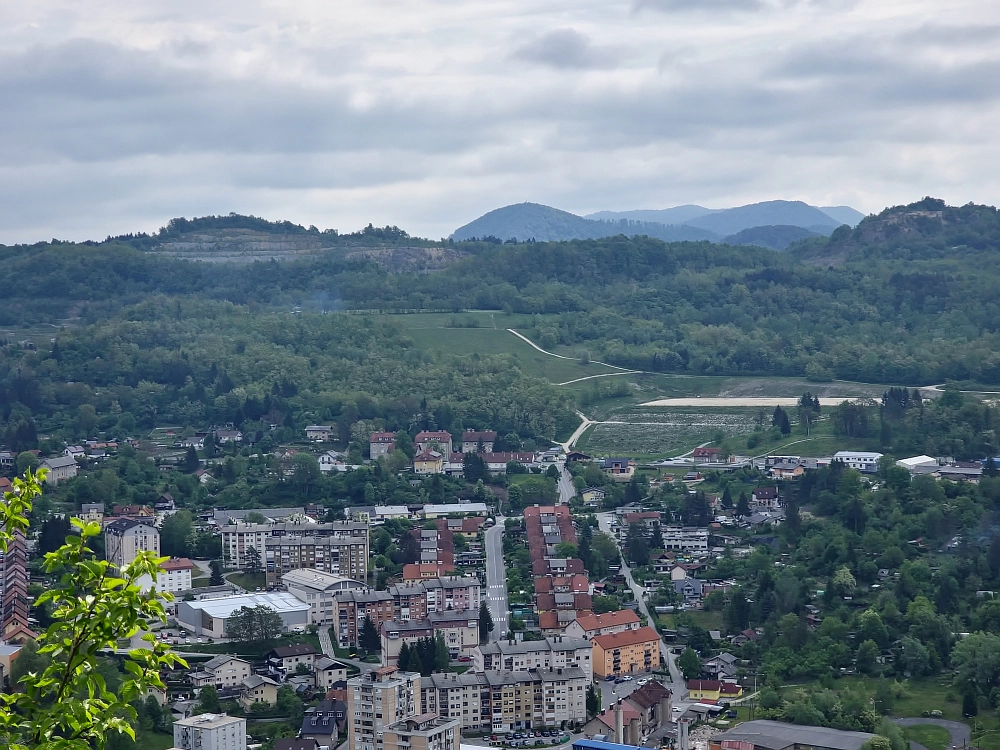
top-left (557, 460), bottom-right (576, 505)
top-left (318, 625), bottom-right (335, 657)
top-left (485, 516), bottom-right (510, 640)
top-left (597, 512), bottom-right (686, 702)
top-left (893, 719), bottom-right (971, 750)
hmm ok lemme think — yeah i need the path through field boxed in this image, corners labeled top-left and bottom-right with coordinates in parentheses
top-left (640, 397), bottom-right (848, 407)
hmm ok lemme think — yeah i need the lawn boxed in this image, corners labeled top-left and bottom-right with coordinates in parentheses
top-left (227, 572), bottom-right (266, 591)
top-left (137, 732), bottom-right (175, 750)
top-left (903, 725), bottom-right (950, 750)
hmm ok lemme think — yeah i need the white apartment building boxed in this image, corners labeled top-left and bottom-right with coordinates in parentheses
top-left (348, 667), bottom-right (421, 750)
top-left (220, 520), bottom-right (368, 571)
top-left (660, 526), bottom-right (709, 552)
top-left (190, 655), bottom-right (253, 690)
top-left (105, 519), bottom-right (159, 570)
top-left (473, 636), bottom-right (593, 682)
top-left (833, 451), bottom-right (884, 473)
top-left (173, 713), bottom-right (246, 750)
top-left (156, 557), bottom-right (194, 592)
top-left (282, 569), bottom-right (368, 624)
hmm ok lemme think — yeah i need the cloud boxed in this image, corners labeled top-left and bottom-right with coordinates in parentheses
top-left (0, 0), bottom-right (998, 242)
top-left (512, 28), bottom-right (618, 69)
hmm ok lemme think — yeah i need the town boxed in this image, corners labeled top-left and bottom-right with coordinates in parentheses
top-left (1, 406), bottom-right (996, 750)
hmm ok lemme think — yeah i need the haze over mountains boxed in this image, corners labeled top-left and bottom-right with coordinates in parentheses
top-left (451, 200), bottom-right (866, 250)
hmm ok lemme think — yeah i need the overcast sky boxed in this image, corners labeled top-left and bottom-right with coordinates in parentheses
top-left (2, 0), bottom-right (999, 243)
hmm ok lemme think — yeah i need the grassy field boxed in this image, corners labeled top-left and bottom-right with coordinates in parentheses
top-left (578, 407), bottom-right (759, 457)
top-left (227, 572), bottom-right (266, 591)
top-left (137, 732), bottom-right (175, 750)
top-left (903, 725), bottom-right (951, 750)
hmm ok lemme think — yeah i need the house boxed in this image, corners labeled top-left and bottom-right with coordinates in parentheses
top-left (461, 431), bottom-right (497, 453)
top-left (687, 679), bottom-right (742, 702)
top-left (156, 557), bottom-right (195, 592)
top-left (704, 652), bottom-right (739, 679)
top-left (692, 447), bottom-right (722, 461)
top-left (314, 656), bottom-right (349, 689)
top-left (305, 425), bottom-right (334, 442)
top-left (300, 699), bottom-right (347, 747)
top-left (277, 740), bottom-right (321, 750)
top-left (751, 487), bottom-right (780, 509)
top-left (580, 487), bottom-right (606, 507)
top-left (623, 680), bottom-right (673, 739)
top-left (190, 655), bottom-right (253, 690)
top-left (78, 503), bottom-right (104, 523)
top-left (64, 445), bottom-right (86, 459)
top-left (769, 460), bottom-right (805, 480)
top-left (565, 610), bottom-right (641, 640)
top-left (39, 455), bottom-right (78, 484)
top-left (240, 674), bottom-right (280, 709)
top-left (673, 578), bottom-right (705, 601)
top-left (268, 644), bottom-right (319, 675)
top-left (565, 451), bottom-right (592, 463)
top-left (584, 704), bottom-right (642, 746)
top-left (603, 457), bottom-right (635, 482)
top-left (590, 626), bottom-right (661, 678)
top-left (833, 451), bottom-right (883, 473)
top-left (216, 430), bottom-right (243, 444)
top-left (369, 432), bottom-right (397, 458)
top-left (155, 492), bottom-right (176, 512)
top-left (178, 436), bottom-right (204, 449)
top-left (413, 450), bottom-right (444, 475)
top-left (414, 431), bottom-right (453, 455)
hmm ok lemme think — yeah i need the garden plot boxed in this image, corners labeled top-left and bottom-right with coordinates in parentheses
top-left (581, 408), bottom-right (758, 456)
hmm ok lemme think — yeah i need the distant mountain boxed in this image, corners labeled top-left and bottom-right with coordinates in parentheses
top-left (723, 224), bottom-right (821, 251)
top-left (585, 205), bottom-right (719, 225)
top-left (682, 200), bottom-right (841, 236)
top-left (588, 200), bottom-right (865, 235)
top-left (450, 203), bottom-right (717, 243)
top-left (820, 206), bottom-right (866, 227)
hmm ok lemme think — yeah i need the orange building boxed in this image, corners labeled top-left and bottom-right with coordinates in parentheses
top-left (591, 625), bottom-right (661, 678)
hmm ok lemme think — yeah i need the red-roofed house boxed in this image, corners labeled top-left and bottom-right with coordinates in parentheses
top-left (156, 557), bottom-right (194, 592)
top-left (414, 431), bottom-right (453, 455)
top-left (402, 563), bottom-right (450, 581)
top-left (369, 432), bottom-right (397, 459)
top-left (583, 704), bottom-right (641, 745)
top-left (687, 679), bottom-right (743, 702)
top-left (566, 610), bottom-right (640, 640)
top-left (692, 447), bottom-right (722, 461)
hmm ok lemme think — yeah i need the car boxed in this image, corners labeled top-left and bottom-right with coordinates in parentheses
top-left (672, 706), bottom-right (682, 713)
top-left (535, 741), bottom-right (544, 746)
top-left (505, 734), bottom-right (515, 740)
top-left (197, 637), bottom-right (204, 643)
top-left (491, 736), bottom-right (499, 742)
top-left (184, 637), bottom-right (191, 643)
top-left (541, 732), bottom-right (550, 737)
top-left (606, 675), bottom-right (616, 681)
top-left (637, 678), bottom-right (649, 685)
top-left (621, 675), bottom-right (633, 682)
top-left (458, 656), bottom-right (472, 662)
top-left (515, 733), bottom-right (524, 739)
top-left (725, 710), bottom-right (738, 719)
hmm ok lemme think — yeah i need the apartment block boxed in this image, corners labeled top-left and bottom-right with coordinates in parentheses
top-left (591, 626), bottom-right (662, 678)
top-left (264, 534), bottom-right (369, 586)
top-left (347, 667), bottom-right (421, 750)
top-left (335, 590), bottom-right (395, 648)
top-left (382, 714), bottom-right (459, 750)
top-left (105, 518), bottom-right (159, 570)
top-left (220, 520), bottom-right (368, 572)
top-left (381, 612), bottom-right (480, 666)
top-left (173, 713), bottom-right (247, 750)
top-left (473, 636), bottom-right (592, 682)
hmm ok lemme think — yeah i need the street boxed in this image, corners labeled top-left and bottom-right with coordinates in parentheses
top-left (596, 512), bottom-right (687, 705)
top-left (557, 460), bottom-right (576, 504)
top-left (485, 515), bottom-right (510, 640)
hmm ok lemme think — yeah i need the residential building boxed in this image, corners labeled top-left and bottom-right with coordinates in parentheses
top-left (580, 488), bottom-right (606, 508)
top-left (78, 503), bottom-right (104, 523)
top-left (301, 699), bottom-right (347, 747)
top-left (176, 592), bottom-right (310, 637)
top-left (347, 667), bottom-right (421, 750)
top-left (189, 655), bottom-right (253, 690)
top-left (381, 612), bottom-right (480, 665)
top-left (213, 508), bottom-right (304, 526)
top-left (660, 526), bottom-right (709, 552)
top-left (39, 455), bottom-right (78, 484)
top-left (277, 741), bottom-right (320, 750)
top-left (414, 450), bottom-right (445, 475)
top-left (315, 656), bottom-right (349, 689)
top-left (710, 720), bottom-right (874, 750)
top-left (282, 569), bottom-right (368, 624)
top-left (474, 636), bottom-right (593, 682)
top-left (334, 590), bottom-right (395, 648)
top-left (105, 518), bottom-right (159, 570)
top-left (419, 503), bottom-right (490, 518)
top-left (156, 557), bottom-right (194, 592)
top-left (268, 644), bottom-right (320, 675)
top-left (565, 610), bottom-right (640, 640)
top-left (833, 451), bottom-right (883, 473)
top-left (623, 680), bottom-right (672, 739)
top-left (369, 432), bottom-right (397, 459)
top-left (751, 487), bottom-right (780, 509)
top-left (1, 532), bottom-right (36, 643)
top-left (480, 452), bottom-right (536, 473)
top-left (306, 425), bottom-right (334, 442)
top-left (590, 626), bottom-right (661, 678)
top-left (461, 431), bottom-right (496, 453)
top-left (704, 652), bottom-right (738, 679)
top-left (220, 520), bottom-right (368, 573)
top-left (217, 430), bottom-right (243, 444)
top-left (386, 576), bottom-right (482, 619)
top-left (602, 458), bottom-right (635, 482)
top-left (419, 672), bottom-right (488, 731)
top-left (240, 674), bottom-right (280, 710)
top-left (692, 447), bottom-right (722, 461)
top-left (173, 713), bottom-right (247, 750)
top-left (686, 679), bottom-right (742, 702)
top-left (583, 704), bottom-right (641, 746)
top-left (414, 431), bottom-right (453, 455)
top-left (263, 535), bottom-right (369, 585)
top-left (403, 562), bottom-right (452, 580)
top-left (382, 713), bottom-right (459, 750)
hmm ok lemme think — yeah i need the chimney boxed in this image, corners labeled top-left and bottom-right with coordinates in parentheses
top-left (614, 701), bottom-right (624, 744)
top-left (679, 719), bottom-right (689, 750)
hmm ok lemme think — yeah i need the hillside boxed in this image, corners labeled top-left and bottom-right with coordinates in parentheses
top-left (588, 201), bottom-right (864, 232)
top-left (723, 224), bottom-right (820, 250)
top-left (449, 202), bottom-right (715, 242)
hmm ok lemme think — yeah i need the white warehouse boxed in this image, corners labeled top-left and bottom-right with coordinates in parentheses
top-left (176, 592), bottom-right (309, 638)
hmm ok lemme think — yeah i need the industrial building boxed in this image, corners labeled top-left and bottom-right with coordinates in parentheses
top-left (176, 592), bottom-right (310, 637)
top-left (710, 721), bottom-right (875, 750)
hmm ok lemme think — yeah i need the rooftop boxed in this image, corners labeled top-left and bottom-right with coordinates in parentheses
top-left (281, 568), bottom-right (365, 591)
top-left (591, 626), bottom-right (661, 650)
top-left (174, 713), bottom-right (245, 729)
top-left (181, 592), bottom-right (310, 618)
top-left (716, 720), bottom-right (875, 750)
top-left (575, 610), bottom-right (640, 632)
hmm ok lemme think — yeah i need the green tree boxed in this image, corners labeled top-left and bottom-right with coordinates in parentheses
top-left (545, 464), bottom-right (560, 479)
top-left (861, 737), bottom-right (892, 750)
top-left (196, 685), bottom-right (222, 715)
top-left (209, 559), bottom-right (224, 586)
top-left (398, 641), bottom-right (412, 671)
top-left (160, 510), bottom-right (194, 558)
top-left (479, 601), bottom-right (494, 643)
top-left (291, 453), bottom-right (322, 497)
top-left (677, 647), bottom-right (702, 680)
top-left (227, 605), bottom-right (283, 643)
top-left (626, 522), bottom-right (650, 566)
top-left (586, 684), bottom-right (601, 717)
top-left (736, 492), bottom-right (751, 517)
top-left (463, 453), bottom-right (488, 483)
top-left (0, 470), bottom-right (184, 749)
top-left (856, 639), bottom-right (879, 675)
top-left (434, 631), bottom-right (449, 671)
top-left (506, 484), bottom-right (523, 512)
top-left (244, 546), bottom-right (262, 573)
top-left (963, 691), bottom-right (978, 717)
top-left (359, 615), bottom-right (381, 652)
top-left (9, 638), bottom-right (49, 687)
top-left (183, 445), bottom-right (200, 473)
top-left (15, 451), bottom-right (39, 474)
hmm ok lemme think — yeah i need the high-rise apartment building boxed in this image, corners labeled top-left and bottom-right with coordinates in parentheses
top-left (105, 519), bottom-right (159, 570)
top-left (347, 667), bottom-right (421, 750)
top-left (173, 713), bottom-right (246, 750)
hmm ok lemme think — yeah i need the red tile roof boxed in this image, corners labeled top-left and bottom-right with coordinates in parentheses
top-left (591, 626), bottom-right (661, 650)
top-left (574, 610), bottom-right (640, 632)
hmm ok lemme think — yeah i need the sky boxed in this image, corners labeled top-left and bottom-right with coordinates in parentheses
top-left (2, 0), bottom-right (999, 243)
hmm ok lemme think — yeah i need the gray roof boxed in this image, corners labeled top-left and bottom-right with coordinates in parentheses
top-left (314, 657), bottom-right (345, 671)
top-left (334, 589), bottom-right (393, 604)
top-left (41, 456), bottom-right (78, 469)
top-left (214, 507), bottom-right (304, 524)
top-left (203, 654), bottom-right (250, 671)
top-left (717, 721), bottom-right (874, 750)
top-left (243, 674), bottom-right (279, 689)
top-left (477, 635), bottom-right (590, 656)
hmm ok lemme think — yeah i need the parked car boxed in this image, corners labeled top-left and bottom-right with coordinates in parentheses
top-left (621, 675), bottom-right (633, 682)
top-left (725, 710), bottom-right (738, 718)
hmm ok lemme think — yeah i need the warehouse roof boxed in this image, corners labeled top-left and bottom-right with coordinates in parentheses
top-left (182, 592), bottom-right (309, 618)
top-left (716, 720), bottom-right (874, 750)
